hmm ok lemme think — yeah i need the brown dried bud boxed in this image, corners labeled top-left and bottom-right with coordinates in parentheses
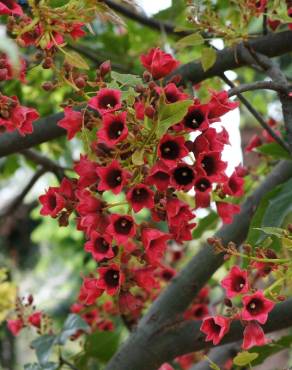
top-left (287, 223), bottom-right (292, 233)
top-left (135, 84), bottom-right (146, 94)
top-left (58, 212), bottom-right (70, 227)
top-left (42, 57), bottom-right (53, 69)
top-left (28, 294), bottom-right (34, 305)
top-left (143, 71), bottom-right (152, 83)
top-left (277, 295), bottom-right (286, 301)
top-left (169, 74), bottom-right (182, 85)
top-left (243, 243), bottom-right (252, 255)
top-left (224, 298), bottom-right (233, 307)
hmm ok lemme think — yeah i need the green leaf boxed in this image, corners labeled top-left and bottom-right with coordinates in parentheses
top-left (256, 142), bottom-right (291, 160)
top-left (84, 330), bottom-right (120, 363)
top-left (132, 149), bottom-right (144, 165)
top-left (31, 335), bottom-right (56, 366)
top-left (203, 355), bottom-right (220, 370)
top-left (192, 212), bottom-right (219, 239)
top-left (233, 351), bottom-right (259, 366)
top-left (176, 33), bottom-right (204, 49)
top-left (56, 314), bottom-right (90, 345)
top-left (157, 100), bottom-right (193, 137)
top-left (250, 335), bottom-right (292, 366)
top-left (64, 50), bottom-right (89, 70)
top-left (282, 237), bottom-right (292, 250)
top-left (201, 47), bottom-right (217, 71)
top-left (111, 71), bottom-right (142, 86)
top-left (253, 227), bottom-right (285, 238)
top-left (247, 178), bottom-right (292, 246)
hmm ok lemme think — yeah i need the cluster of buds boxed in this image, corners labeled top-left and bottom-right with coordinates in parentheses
top-left (7, 295), bottom-right (46, 336)
top-left (38, 47), bottom-right (245, 332)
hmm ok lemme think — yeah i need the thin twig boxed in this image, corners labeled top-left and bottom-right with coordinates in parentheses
top-left (227, 80), bottom-right (290, 97)
top-left (221, 73), bottom-right (290, 153)
top-left (60, 356), bottom-right (80, 370)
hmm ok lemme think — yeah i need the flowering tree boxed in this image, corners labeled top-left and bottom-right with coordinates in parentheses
top-left (1, 1), bottom-right (292, 369)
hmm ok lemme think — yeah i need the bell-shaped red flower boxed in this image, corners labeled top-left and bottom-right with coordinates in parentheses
top-left (170, 163), bottom-right (196, 191)
top-left (142, 228), bottom-right (171, 266)
top-left (242, 290), bottom-right (275, 324)
top-left (78, 277), bottom-right (104, 305)
top-left (96, 160), bottom-right (131, 194)
top-left (85, 231), bottom-right (114, 262)
top-left (0, 0), bottom-right (23, 15)
top-left (97, 111), bottom-right (128, 147)
top-left (39, 187), bottom-right (65, 217)
top-left (126, 184), bottom-right (155, 213)
top-left (57, 107), bottom-right (83, 140)
top-left (107, 214), bottom-right (136, 244)
top-left (96, 263), bottom-right (125, 296)
top-left (88, 88), bottom-right (122, 114)
top-left (242, 321), bottom-right (269, 350)
top-left (221, 266), bottom-right (249, 298)
top-left (200, 315), bottom-right (230, 345)
top-left (146, 161), bottom-right (170, 192)
top-left (7, 319), bottom-right (24, 336)
top-left (140, 48), bottom-right (179, 79)
top-left (194, 176), bottom-right (212, 208)
top-left (158, 134), bottom-right (188, 166)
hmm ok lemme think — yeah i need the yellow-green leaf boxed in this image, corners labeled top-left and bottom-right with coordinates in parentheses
top-left (203, 355), bottom-right (220, 370)
top-left (64, 50), bottom-right (89, 70)
top-left (201, 47), bottom-right (217, 71)
top-left (233, 351), bottom-right (259, 366)
top-left (282, 237), bottom-right (292, 250)
top-left (176, 33), bottom-right (204, 49)
top-left (132, 149), bottom-right (144, 165)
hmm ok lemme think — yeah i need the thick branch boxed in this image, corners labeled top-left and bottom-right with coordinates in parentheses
top-left (105, 160), bottom-right (292, 370)
top-left (126, 298), bottom-right (292, 370)
top-left (169, 30), bottom-right (292, 84)
top-left (0, 31), bottom-right (292, 158)
top-left (227, 80), bottom-right (290, 97)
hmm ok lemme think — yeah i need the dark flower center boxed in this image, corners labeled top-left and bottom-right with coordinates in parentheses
top-left (193, 306), bottom-right (206, 319)
top-left (104, 269), bottom-right (120, 287)
top-left (2, 0), bottom-right (15, 9)
top-left (184, 109), bottom-right (204, 129)
top-left (162, 270), bottom-right (174, 281)
top-left (247, 298), bottom-right (264, 315)
top-left (132, 187), bottom-right (149, 203)
top-left (114, 217), bottom-right (132, 235)
top-left (210, 320), bottom-right (221, 334)
top-left (195, 178), bottom-right (211, 192)
top-left (165, 90), bottom-right (179, 103)
top-left (231, 276), bottom-right (246, 292)
top-left (48, 194), bottom-right (57, 210)
top-left (153, 171), bottom-right (169, 182)
top-left (108, 121), bottom-right (124, 140)
top-left (160, 140), bottom-right (180, 160)
top-left (173, 166), bottom-right (194, 186)
top-left (99, 94), bottom-right (118, 109)
top-left (106, 169), bottom-right (122, 188)
top-left (95, 237), bottom-right (110, 253)
top-left (201, 155), bottom-right (217, 176)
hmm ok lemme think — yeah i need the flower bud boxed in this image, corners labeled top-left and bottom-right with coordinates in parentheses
top-left (100, 60), bottom-right (111, 77)
top-left (145, 105), bottom-right (155, 119)
top-left (74, 76), bottom-right (86, 89)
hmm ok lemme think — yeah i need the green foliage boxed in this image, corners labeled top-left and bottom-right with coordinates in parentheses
top-left (157, 100), bottom-right (193, 137)
top-left (233, 351), bottom-right (259, 366)
top-left (192, 211), bottom-right (219, 239)
top-left (56, 314), bottom-right (90, 344)
top-left (84, 329), bottom-right (121, 363)
top-left (176, 33), bottom-right (204, 49)
top-left (31, 335), bottom-right (57, 366)
top-left (256, 143), bottom-right (291, 160)
top-left (201, 47), bottom-right (217, 71)
top-left (247, 178), bottom-right (292, 247)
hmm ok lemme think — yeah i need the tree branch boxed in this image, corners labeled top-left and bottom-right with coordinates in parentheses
top-left (227, 80), bottom-right (290, 97)
top-left (0, 31), bottom-right (292, 158)
top-left (222, 74), bottom-right (291, 153)
top-left (105, 160), bottom-right (292, 370)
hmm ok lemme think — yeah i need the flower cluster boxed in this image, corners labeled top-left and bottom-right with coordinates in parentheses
top-left (7, 295), bottom-right (44, 336)
top-left (200, 265), bottom-right (276, 350)
top-left (0, 94), bottom-right (39, 135)
top-left (38, 47), bottom-right (243, 332)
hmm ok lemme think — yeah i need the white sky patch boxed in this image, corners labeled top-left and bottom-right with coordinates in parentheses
top-left (136, 0), bottom-right (171, 16)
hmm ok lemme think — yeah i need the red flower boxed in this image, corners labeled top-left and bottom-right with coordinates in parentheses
top-left (142, 228), bottom-right (171, 266)
top-left (0, 95), bottom-right (39, 136)
top-left (222, 171), bottom-right (244, 197)
top-left (185, 303), bottom-right (209, 320)
top-left (107, 214), bottom-right (136, 244)
top-left (216, 202), bottom-right (240, 224)
top-left (57, 107), bottom-right (82, 140)
top-left (74, 155), bottom-right (98, 188)
top-left (208, 90), bottom-right (239, 119)
top-left (133, 267), bottom-right (159, 292)
top-left (181, 102), bottom-right (210, 132)
top-left (158, 134), bottom-right (188, 166)
top-left (193, 127), bottom-right (229, 156)
top-left (221, 266), bottom-right (249, 298)
top-left (126, 184), bottom-right (155, 213)
top-left (69, 22), bottom-right (86, 40)
top-left (146, 161), bottom-right (170, 192)
top-left (194, 176), bottom-right (212, 208)
top-left (88, 88), bottom-right (122, 114)
top-left (242, 321), bottom-right (269, 350)
top-left (96, 160), bottom-right (130, 194)
top-left (7, 319), bottom-right (24, 336)
top-left (140, 48), bottom-right (179, 79)
top-left (245, 134), bottom-right (262, 153)
top-left (158, 364), bottom-right (174, 370)
top-left (134, 101), bottom-right (145, 120)
top-left (28, 312), bottom-right (42, 328)
top-left (96, 264), bottom-right (125, 296)
top-left (85, 231), bottom-right (114, 262)
top-left (39, 187), bottom-right (65, 217)
top-left (200, 316), bottom-right (230, 345)
top-left (97, 112), bottom-right (128, 146)
top-left (162, 83), bottom-right (188, 103)
top-left (242, 290), bottom-right (275, 324)
top-left (195, 151), bottom-right (227, 181)
top-left (170, 163), bottom-right (196, 191)
top-left (0, 0), bottom-right (23, 15)
top-left (76, 189), bottom-right (103, 216)
top-left (78, 277), bottom-right (104, 305)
